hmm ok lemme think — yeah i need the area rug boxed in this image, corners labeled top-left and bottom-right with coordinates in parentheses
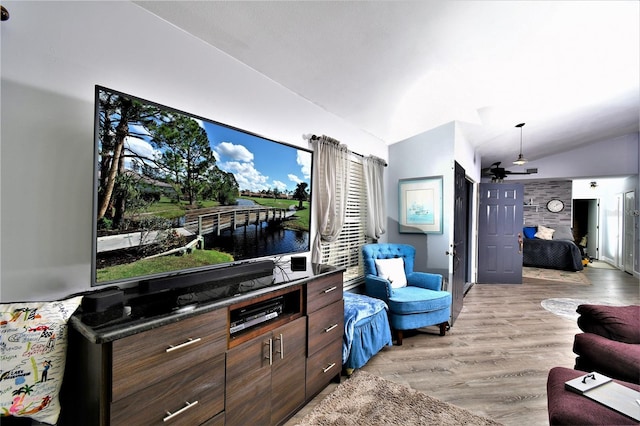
top-left (295, 370), bottom-right (501, 425)
top-left (522, 266), bottom-right (590, 284)
top-left (540, 298), bottom-right (619, 320)
top-left (541, 298), bottom-right (595, 320)
top-left (587, 261), bottom-right (616, 269)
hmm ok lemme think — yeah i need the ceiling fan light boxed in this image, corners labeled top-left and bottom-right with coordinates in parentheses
top-left (513, 154), bottom-right (527, 165)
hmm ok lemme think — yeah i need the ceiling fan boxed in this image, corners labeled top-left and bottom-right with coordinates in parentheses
top-left (482, 162), bottom-right (537, 182)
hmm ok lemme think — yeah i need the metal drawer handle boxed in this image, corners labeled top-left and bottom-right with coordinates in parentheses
top-left (277, 333), bottom-right (284, 359)
top-left (323, 286), bottom-right (338, 294)
top-left (324, 324), bottom-right (338, 333)
top-left (322, 362), bottom-right (336, 373)
top-left (265, 339), bottom-right (273, 365)
top-left (163, 400), bottom-right (198, 422)
top-left (166, 337), bottom-right (201, 353)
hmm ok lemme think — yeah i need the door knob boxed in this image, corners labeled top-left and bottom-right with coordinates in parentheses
top-left (518, 233), bottom-right (523, 253)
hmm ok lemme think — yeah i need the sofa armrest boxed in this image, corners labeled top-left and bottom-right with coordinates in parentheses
top-left (364, 275), bottom-right (392, 303)
top-left (576, 304), bottom-right (640, 344)
top-left (547, 366), bottom-right (640, 426)
top-left (407, 271), bottom-right (443, 291)
top-left (573, 332), bottom-right (640, 384)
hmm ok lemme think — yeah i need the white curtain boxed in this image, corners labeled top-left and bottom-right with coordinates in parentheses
top-left (310, 135), bottom-right (350, 264)
top-left (363, 155), bottom-right (386, 239)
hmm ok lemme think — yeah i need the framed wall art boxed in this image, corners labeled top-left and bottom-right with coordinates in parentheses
top-left (398, 176), bottom-right (443, 234)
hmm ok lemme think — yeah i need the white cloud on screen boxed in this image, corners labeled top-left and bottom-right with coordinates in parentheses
top-left (215, 142), bottom-right (254, 162)
top-left (124, 136), bottom-right (161, 168)
top-left (224, 160), bottom-right (269, 192)
top-left (297, 151), bottom-right (312, 179)
top-left (288, 174), bottom-right (302, 184)
top-left (272, 180), bottom-right (288, 191)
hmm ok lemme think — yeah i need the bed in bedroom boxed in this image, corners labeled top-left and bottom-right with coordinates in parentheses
top-left (522, 224), bottom-right (584, 271)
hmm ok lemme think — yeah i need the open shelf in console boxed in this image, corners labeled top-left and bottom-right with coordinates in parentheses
top-left (228, 285), bottom-right (303, 348)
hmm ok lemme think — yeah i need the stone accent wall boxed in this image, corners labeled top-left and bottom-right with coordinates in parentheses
top-left (518, 180), bottom-right (572, 227)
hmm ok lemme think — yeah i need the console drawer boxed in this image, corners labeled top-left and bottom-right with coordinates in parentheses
top-left (111, 308), bottom-right (227, 401)
top-left (307, 300), bottom-right (343, 357)
top-left (306, 273), bottom-right (343, 313)
top-left (306, 338), bottom-right (342, 399)
top-left (110, 353), bottom-right (225, 425)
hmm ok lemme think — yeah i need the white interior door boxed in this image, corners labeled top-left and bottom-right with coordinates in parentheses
top-left (587, 199), bottom-right (599, 260)
top-left (624, 191), bottom-right (635, 274)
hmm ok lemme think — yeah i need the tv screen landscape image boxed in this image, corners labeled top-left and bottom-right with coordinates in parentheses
top-left (93, 86), bottom-right (313, 287)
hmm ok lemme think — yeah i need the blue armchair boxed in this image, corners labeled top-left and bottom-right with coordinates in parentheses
top-left (362, 243), bottom-right (451, 345)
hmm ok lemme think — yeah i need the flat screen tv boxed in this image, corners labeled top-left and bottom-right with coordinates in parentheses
top-left (92, 86), bottom-right (312, 288)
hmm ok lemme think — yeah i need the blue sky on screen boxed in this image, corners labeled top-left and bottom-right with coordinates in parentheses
top-left (203, 120), bottom-right (311, 193)
top-left (123, 116), bottom-right (311, 194)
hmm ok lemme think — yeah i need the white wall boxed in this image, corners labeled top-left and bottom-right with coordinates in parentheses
top-left (0, 1), bottom-right (388, 301)
top-left (500, 133), bottom-right (639, 181)
top-left (387, 123), bottom-right (456, 277)
top-left (453, 122), bottom-right (482, 183)
top-left (386, 122), bottom-right (480, 285)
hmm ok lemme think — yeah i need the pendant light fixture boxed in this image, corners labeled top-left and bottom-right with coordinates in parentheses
top-left (513, 122), bottom-right (528, 166)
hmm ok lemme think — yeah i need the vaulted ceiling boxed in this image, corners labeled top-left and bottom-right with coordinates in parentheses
top-left (134, 1), bottom-right (639, 168)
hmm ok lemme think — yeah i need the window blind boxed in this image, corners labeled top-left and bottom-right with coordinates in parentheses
top-left (319, 155), bottom-right (372, 289)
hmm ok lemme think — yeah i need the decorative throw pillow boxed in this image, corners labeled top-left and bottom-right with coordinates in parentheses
top-left (523, 226), bottom-right (537, 239)
top-left (375, 257), bottom-right (407, 288)
top-left (552, 225), bottom-right (574, 241)
top-left (0, 296), bottom-right (82, 424)
top-left (535, 225), bottom-right (555, 240)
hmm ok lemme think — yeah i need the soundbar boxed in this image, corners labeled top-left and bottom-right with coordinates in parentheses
top-left (139, 259), bottom-right (275, 293)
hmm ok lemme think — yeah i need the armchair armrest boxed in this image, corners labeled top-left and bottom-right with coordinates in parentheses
top-left (364, 275), bottom-right (392, 303)
top-left (407, 272), bottom-right (443, 291)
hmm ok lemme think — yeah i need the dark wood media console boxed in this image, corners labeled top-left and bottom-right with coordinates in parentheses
top-left (63, 263), bottom-right (344, 426)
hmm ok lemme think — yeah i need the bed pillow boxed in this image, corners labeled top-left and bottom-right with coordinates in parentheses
top-left (552, 225), bottom-right (574, 241)
top-left (523, 226), bottom-right (537, 239)
top-left (375, 257), bottom-right (407, 288)
top-left (535, 225), bottom-right (555, 240)
top-left (0, 296), bottom-right (82, 424)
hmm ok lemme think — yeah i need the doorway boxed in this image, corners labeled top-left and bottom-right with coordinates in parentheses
top-left (477, 183), bottom-right (524, 284)
top-left (452, 162), bottom-right (472, 325)
top-left (624, 191), bottom-right (635, 274)
top-left (573, 199), bottom-right (599, 260)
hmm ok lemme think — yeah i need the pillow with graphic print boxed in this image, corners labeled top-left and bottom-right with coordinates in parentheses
top-left (535, 225), bottom-right (555, 240)
top-left (375, 257), bottom-right (407, 288)
top-left (0, 296), bottom-right (82, 425)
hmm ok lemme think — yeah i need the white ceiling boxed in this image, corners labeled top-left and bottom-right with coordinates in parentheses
top-left (134, 1), bottom-right (639, 168)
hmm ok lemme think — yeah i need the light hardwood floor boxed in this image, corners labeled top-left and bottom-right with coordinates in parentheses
top-left (287, 263), bottom-right (639, 426)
